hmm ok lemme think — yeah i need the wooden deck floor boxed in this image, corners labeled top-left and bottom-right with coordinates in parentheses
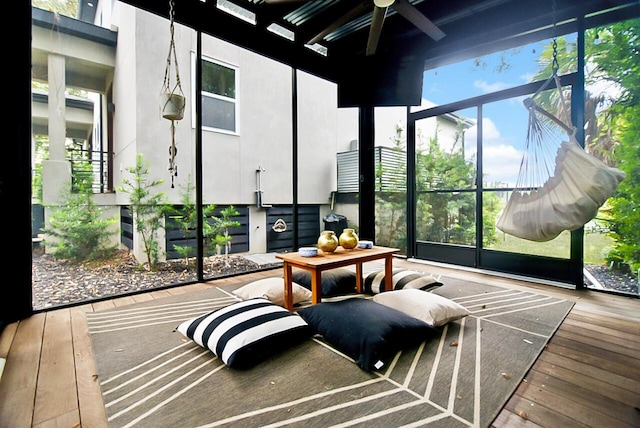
top-left (1, 259), bottom-right (638, 427)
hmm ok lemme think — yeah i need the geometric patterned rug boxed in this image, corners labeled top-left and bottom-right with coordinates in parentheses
top-left (87, 277), bottom-right (573, 427)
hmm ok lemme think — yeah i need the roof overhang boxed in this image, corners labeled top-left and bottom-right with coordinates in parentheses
top-left (101, 0), bottom-right (640, 106)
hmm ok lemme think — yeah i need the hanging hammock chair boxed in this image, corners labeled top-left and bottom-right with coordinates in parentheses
top-left (496, 72), bottom-right (626, 242)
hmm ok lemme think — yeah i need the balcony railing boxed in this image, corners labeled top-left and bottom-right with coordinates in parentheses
top-left (69, 150), bottom-right (113, 193)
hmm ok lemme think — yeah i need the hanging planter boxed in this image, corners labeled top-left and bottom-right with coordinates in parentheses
top-left (160, 0), bottom-right (185, 121)
top-left (161, 92), bottom-right (185, 121)
top-left (160, 0), bottom-right (185, 187)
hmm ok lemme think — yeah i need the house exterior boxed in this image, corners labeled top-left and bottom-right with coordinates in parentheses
top-left (32, 1), bottom-right (472, 265)
top-left (33, 2), bottom-right (358, 263)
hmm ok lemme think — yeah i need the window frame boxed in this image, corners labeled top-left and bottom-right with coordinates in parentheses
top-left (192, 52), bottom-right (240, 135)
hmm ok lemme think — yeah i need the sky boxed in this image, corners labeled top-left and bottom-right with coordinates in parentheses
top-left (420, 39), bottom-right (552, 187)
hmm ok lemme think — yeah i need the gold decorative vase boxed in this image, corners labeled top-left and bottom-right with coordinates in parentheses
top-left (317, 230), bottom-right (339, 253)
top-left (339, 228), bottom-right (359, 250)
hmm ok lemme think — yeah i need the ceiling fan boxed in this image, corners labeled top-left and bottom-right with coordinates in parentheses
top-left (264, 0), bottom-right (445, 56)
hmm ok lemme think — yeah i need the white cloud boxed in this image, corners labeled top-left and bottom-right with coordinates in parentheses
top-left (473, 80), bottom-right (510, 93)
top-left (482, 144), bottom-right (523, 186)
top-left (521, 72), bottom-right (536, 84)
top-left (465, 118), bottom-right (523, 186)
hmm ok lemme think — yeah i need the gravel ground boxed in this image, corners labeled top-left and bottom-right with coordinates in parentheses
top-left (583, 264), bottom-right (639, 295)
top-left (31, 250), bottom-right (638, 310)
top-left (31, 249), bottom-right (281, 310)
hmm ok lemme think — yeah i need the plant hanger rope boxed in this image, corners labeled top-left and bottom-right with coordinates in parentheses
top-left (162, 0), bottom-right (183, 100)
top-left (161, 0), bottom-right (185, 188)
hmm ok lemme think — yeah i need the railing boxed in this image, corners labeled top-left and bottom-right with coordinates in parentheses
top-left (69, 150), bottom-right (113, 193)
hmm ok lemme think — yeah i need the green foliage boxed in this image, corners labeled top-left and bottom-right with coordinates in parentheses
top-left (491, 230), bottom-right (613, 265)
top-left (374, 125), bottom-right (408, 252)
top-left (414, 132), bottom-right (483, 246)
top-left (589, 20), bottom-right (640, 274)
top-left (604, 105), bottom-right (640, 274)
top-left (167, 175), bottom-right (241, 264)
top-left (210, 206), bottom-right (241, 257)
top-left (481, 192), bottom-right (502, 247)
top-left (168, 175), bottom-right (217, 265)
top-left (374, 122), bottom-right (503, 253)
top-left (531, 20), bottom-right (639, 273)
top-left (32, 0), bottom-right (79, 18)
top-left (31, 135), bottom-right (49, 202)
top-left (117, 154), bottom-right (171, 270)
top-left (71, 160), bottom-right (95, 193)
top-left (43, 182), bottom-right (117, 263)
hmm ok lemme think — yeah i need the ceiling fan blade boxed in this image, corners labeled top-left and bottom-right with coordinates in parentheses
top-left (263, 0), bottom-right (309, 4)
top-left (393, 0), bottom-right (445, 41)
top-left (366, 6), bottom-right (387, 56)
top-left (308, 1), bottom-right (370, 45)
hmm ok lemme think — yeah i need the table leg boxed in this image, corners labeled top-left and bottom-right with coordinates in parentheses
top-left (283, 263), bottom-right (293, 311)
top-left (311, 270), bottom-right (322, 305)
top-left (355, 263), bottom-right (363, 293)
top-left (384, 255), bottom-right (393, 292)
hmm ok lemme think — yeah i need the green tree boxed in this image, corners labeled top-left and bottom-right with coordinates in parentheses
top-left (415, 127), bottom-right (477, 246)
top-left (118, 154), bottom-right (170, 270)
top-left (169, 175), bottom-right (217, 266)
top-left (32, 135), bottom-right (48, 203)
top-left (532, 20), bottom-right (639, 273)
top-left (592, 21), bottom-right (640, 273)
top-left (43, 181), bottom-right (117, 263)
top-left (210, 206), bottom-right (241, 258)
top-left (32, 0), bottom-right (79, 18)
top-left (373, 121), bottom-right (501, 252)
top-left (375, 124), bottom-right (408, 252)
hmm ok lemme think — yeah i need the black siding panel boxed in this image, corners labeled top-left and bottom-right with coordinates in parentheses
top-left (120, 206), bottom-right (133, 249)
top-left (165, 205), bottom-right (249, 260)
top-left (267, 205), bottom-right (320, 252)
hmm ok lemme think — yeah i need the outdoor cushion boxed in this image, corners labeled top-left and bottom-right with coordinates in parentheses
top-left (297, 297), bottom-right (437, 371)
top-left (233, 277), bottom-right (312, 307)
top-left (292, 267), bottom-right (357, 297)
top-left (176, 298), bottom-right (312, 369)
top-left (373, 289), bottom-right (470, 327)
top-left (363, 268), bottom-right (443, 294)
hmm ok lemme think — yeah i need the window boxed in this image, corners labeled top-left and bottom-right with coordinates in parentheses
top-left (198, 56), bottom-right (238, 133)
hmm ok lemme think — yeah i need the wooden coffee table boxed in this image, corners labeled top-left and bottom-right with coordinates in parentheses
top-left (275, 246), bottom-right (400, 310)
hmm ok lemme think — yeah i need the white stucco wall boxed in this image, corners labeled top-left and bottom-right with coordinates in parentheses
top-left (105, 4), bottom-right (359, 255)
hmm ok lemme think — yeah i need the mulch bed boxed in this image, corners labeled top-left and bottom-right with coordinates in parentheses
top-left (31, 249), bottom-right (280, 310)
top-left (583, 264), bottom-right (638, 294)
top-left (31, 250), bottom-right (638, 310)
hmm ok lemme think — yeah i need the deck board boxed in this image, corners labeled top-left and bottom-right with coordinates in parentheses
top-left (525, 368), bottom-right (639, 426)
top-left (533, 359), bottom-right (639, 408)
top-left (547, 336), bottom-right (640, 378)
top-left (32, 309), bottom-right (79, 426)
top-left (555, 326), bottom-right (640, 358)
top-left (503, 392), bottom-right (581, 427)
top-left (0, 313), bottom-right (45, 427)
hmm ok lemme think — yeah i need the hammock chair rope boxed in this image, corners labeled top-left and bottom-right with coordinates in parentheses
top-left (496, 38), bottom-right (626, 242)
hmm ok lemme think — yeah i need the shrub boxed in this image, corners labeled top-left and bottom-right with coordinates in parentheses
top-left (43, 183), bottom-right (117, 263)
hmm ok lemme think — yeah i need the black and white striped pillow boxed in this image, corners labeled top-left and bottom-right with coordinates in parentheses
top-left (363, 268), bottom-right (443, 294)
top-left (176, 298), bottom-right (312, 368)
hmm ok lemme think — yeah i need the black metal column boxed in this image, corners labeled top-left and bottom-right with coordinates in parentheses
top-left (358, 106), bottom-right (375, 241)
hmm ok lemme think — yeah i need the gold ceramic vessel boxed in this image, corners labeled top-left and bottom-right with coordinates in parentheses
top-left (339, 228), bottom-right (359, 250)
top-left (317, 230), bottom-right (339, 253)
